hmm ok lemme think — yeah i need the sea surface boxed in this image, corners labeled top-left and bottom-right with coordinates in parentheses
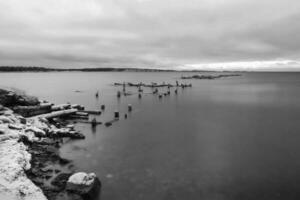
top-left (1, 72), bottom-right (300, 200)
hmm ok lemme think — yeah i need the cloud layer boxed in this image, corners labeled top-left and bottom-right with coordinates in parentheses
top-left (0, 0), bottom-right (300, 70)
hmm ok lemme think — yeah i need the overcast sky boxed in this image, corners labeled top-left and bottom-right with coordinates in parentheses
top-left (0, 0), bottom-right (300, 71)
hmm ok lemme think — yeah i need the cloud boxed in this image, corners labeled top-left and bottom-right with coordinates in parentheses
top-left (0, 0), bottom-right (300, 70)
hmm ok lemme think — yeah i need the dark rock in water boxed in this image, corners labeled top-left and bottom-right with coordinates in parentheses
top-left (51, 129), bottom-right (85, 139)
top-left (59, 157), bottom-right (71, 165)
top-left (100, 105), bottom-right (105, 110)
top-left (105, 122), bottom-right (112, 127)
top-left (91, 118), bottom-right (97, 127)
top-left (55, 191), bottom-right (83, 200)
top-left (66, 131), bottom-right (85, 139)
top-left (37, 138), bottom-right (58, 145)
top-left (51, 173), bottom-right (73, 190)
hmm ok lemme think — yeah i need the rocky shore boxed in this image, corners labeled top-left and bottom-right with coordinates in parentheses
top-left (0, 89), bottom-right (101, 200)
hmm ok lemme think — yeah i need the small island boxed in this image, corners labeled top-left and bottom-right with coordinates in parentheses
top-left (181, 73), bottom-right (241, 80)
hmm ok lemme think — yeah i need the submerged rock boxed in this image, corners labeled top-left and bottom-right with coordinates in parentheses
top-left (105, 122), bottom-right (112, 127)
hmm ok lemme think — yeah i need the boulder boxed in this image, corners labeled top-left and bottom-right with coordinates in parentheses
top-left (66, 172), bottom-right (101, 199)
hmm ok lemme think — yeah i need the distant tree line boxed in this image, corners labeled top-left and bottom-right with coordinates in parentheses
top-left (0, 66), bottom-right (174, 72)
top-left (0, 66), bottom-right (58, 72)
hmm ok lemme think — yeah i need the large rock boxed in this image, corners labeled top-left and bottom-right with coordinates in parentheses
top-left (13, 104), bottom-right (52, 117)
top-left (66, 172), bottom-right (101, 199)
top-left (0, 89), bottom-right (39, 107)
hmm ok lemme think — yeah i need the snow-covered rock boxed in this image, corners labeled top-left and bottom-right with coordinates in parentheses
top-left (27, 117), bottom-right (50, 132)
top-left (67, 172), bottom-right (96, 186)
top-left (25, 127), bottom-right (46, 137)
top-left (66, 172), bottom-right (101, 197)
top-left (0, 102), bottom-right (84, 200)
top-left (0, 129), bottom-right (47, 200)
top-left (0, 116), bottom-right (14, 124)
top-left (8, 123), bottom-right (24, 130)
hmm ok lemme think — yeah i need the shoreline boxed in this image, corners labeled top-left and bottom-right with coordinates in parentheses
top-left (0, 89), bottom-right (100, 200)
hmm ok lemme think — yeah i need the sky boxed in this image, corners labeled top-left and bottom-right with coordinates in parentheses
top-left (0, 0), bottom-right (300, 71)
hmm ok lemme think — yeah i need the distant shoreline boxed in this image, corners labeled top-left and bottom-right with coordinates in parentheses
top-left (0, 66), bottom-right (245, 73)
top-left (0, 66), bottom-right (298, 73)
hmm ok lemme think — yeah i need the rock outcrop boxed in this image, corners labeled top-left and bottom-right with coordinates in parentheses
top-left (0, 89), bottom-right (99, 200)
top-left (0, 89), bottom-right (39, 107)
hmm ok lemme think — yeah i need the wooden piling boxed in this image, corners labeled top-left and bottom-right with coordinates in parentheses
top-left (114, 110), bottom-right (119, 119)
top-left (128, 104), bottom-right (132, 112)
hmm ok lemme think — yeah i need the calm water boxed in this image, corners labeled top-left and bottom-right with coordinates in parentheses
top-left (1, 72), bottom-right (300, 200)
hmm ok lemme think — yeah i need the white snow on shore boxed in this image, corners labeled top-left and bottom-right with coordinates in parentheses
top-left (0, 110), bottom-right (47, 200)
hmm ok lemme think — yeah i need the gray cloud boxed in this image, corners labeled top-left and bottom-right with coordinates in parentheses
top-left (0, 0), bottom-right (300, 70)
